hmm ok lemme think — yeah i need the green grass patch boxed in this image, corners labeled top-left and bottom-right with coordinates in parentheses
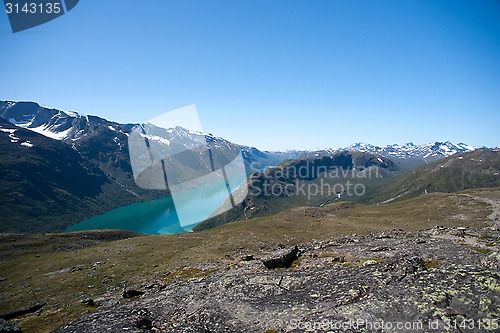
top-left (424, 259), bottom-right (439, 269)
top-left (471, 248), bottom-right (492, 255)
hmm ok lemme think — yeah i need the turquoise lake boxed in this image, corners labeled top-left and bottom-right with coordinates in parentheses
top-left (66, 174), bottom-right (246, 235)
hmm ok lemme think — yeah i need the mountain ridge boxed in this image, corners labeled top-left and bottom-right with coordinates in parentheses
top-left (0, 100), bottom-right (481, 165)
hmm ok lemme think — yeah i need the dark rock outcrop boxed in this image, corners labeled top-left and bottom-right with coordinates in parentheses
top-left (122, 289), bottom-right (144, 299)
top-left (0, 303), bottom-right (45, 320)
top-left (80, 298), bottom-right (95, 307)
top-left (262, 245), bottom-right (300, 269)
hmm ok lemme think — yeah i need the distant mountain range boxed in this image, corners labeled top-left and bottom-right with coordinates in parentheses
top-left (0, 100), bottom-right (492, 233)
top-left (0, 100), bottom-right (480, 166)
top-left (343, 141), bottom-right (477, 161)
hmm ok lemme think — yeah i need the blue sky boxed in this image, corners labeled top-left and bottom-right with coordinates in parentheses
top-left (1, 0), bottom-right (499, 150)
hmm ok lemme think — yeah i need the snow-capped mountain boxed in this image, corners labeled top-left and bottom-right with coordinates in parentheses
top-left (0, 100), bottom-right (481, 169)
top-left (0, 101), bottom-right (310, 173)
top-left (0, 100), bottom-right (249, 148)
top-left (0, 100), bottom-right (131, 142)
top-left (341, 142), bottom-right (477, 163)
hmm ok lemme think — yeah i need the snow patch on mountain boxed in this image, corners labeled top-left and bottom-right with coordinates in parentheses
top-left (9, 132), bottom-right (19, 142)
top-left (0, 128), bottom-right (16, 134)
top-left (29, 125), bottom-right (73, 140)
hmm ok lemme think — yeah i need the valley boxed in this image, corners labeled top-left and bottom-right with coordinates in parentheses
top-left (0, 100), bottom-right (489, 235)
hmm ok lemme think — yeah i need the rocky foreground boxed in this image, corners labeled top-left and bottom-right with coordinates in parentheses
top-left (53, 227), bottom-right (499, 333)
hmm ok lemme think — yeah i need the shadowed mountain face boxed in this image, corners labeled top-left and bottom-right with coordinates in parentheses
top-left (0, 103), bottom-right (162, 233)
top-left (0, 118), bottom-right (111, 233)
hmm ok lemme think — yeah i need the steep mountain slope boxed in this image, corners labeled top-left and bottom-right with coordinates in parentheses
top-left (364, 148), bottom-right (500, 204)
top-left (0, 103), bottom-right (166, 233)
top-left (0, 118), bottom-right (111, 233)
top-left (0, 100), bottom-right (130, 142)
